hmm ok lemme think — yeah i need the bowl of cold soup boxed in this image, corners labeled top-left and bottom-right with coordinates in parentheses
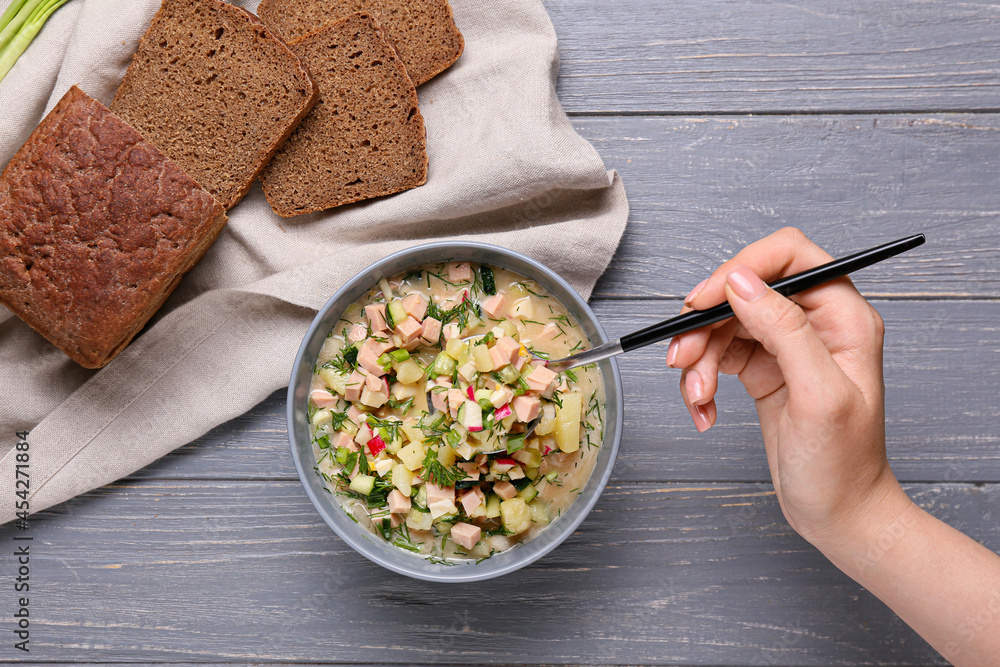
top-left (287, 242), bottom-right (623, 582)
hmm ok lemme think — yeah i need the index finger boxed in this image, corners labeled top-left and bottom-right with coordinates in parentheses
top-left (685, 227), bottom-right (864, 312)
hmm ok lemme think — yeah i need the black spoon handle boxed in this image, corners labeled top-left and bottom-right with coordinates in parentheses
top-left (619, 233), bottom-right (926, 353)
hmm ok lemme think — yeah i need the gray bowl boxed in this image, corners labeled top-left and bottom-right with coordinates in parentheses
top-left (287, 242), bottom-right (624, 582)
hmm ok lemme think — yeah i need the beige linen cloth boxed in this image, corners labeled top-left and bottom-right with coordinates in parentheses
top-left (0, 0), bottom-right (628, 523)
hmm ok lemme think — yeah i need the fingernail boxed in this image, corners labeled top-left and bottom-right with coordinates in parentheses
top-left (684, 278), bottom-right (709, 305)
top-left (726, 264), bottom-right (767, 302)
top-left (666, 338), bottom-right (679, 367)
top-left (690, 402), bottom-right (711, 433)
top-left (685, 369), bottom-right (704, 404)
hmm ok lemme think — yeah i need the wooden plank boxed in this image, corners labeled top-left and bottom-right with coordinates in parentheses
top-left (5, 479), bottom-right (992, 664)
top-left (545, 0), bottom-right (1000, 113)
top-left (130, 300), bottom-right (1000, 484)
top-left (567, 114), bottom-right (1000, 299)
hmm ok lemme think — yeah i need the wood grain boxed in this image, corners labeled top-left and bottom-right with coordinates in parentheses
top-left (566, 114), bottom-right (1000, 299)
top-left (128, 300), bottom-right (1000, 484)
top-left (6, 479), bottom-right (994, 664)
top-left (545, 0), bottom-right (1000, 114)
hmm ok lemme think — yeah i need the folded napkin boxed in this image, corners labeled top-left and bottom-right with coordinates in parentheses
top-left (0, 0), bottom-right (628, 522)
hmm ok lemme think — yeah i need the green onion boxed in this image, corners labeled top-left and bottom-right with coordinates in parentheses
top-left (0, 0), bottom-right (72, 82)
top-left (388, 348), bottom-right (410, 362)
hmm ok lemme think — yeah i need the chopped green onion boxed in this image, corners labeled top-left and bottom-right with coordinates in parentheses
top-left (0, 0), bottom-right (73, 82)
top-left (388, 348), bottom-right (410, 362)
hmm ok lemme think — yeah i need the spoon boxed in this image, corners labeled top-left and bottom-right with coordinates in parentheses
top-left (541, 233), bottom-right (926, 373)
top-left (437, 233), bottom-right (926, 454)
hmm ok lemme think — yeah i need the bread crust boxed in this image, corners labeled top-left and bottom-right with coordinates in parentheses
top-left (257, 0), bottom-right (464, 86)
top-left (0, 86), bottom-right (228, 369)
top-left (111, 0), bottom-right (319, 209)
top-left (258, 13), bottom-right (428, 217)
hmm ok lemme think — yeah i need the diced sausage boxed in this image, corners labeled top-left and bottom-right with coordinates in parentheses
top-left (525, 365), bottom-right (557, 393)
top-left (344, 370), bottom-right (366, 402)
top-left (511, 395), bottom-right (541, 422)
top-left (421, 317), bottom-right (442, 345)
top-left (310, 388), bottom-right (338, 409)
top-left (364, 304), bottom-right (388, 333)
top-left (357, 341), bottom-right (387, 376)
top-left (395, 316), bottom-right (423, 344)
top-left (447, 262), bottom-right (473, 282)
top-left (388, 490), bottom-right (411, 514)
top-left (459, 488), bottom-right (485, 515)
top-left (493, 481), bottom-right (517, 500)
top-left (401, 292), bottom-right (429, 320)
top-left (450, 522), bottom-right (482, 551)
top-left (481, 293), bottom-right (508, 318)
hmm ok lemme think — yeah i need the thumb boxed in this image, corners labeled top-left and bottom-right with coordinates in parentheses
top-left (724, 264), bottom-right (847, 399)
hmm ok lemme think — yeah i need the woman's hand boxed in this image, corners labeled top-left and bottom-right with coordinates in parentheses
top-left (669, 228), bottom-right (1000, 665)
top-left (667, 227), bottom-right (902, 544)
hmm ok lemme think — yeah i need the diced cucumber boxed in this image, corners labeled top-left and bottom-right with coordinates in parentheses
top-left (414, 484), bottom-right (428, 509)
top-left (517, 484), bottom-right (539, 503)
top-left (432, 351), bottom-right (457, 377)
top-left (319, 367), bottom-right (350, 395)
top-left (480, 266), bottom-right (496, 295)
top-left (395, 360), bottom-right (424, 384)
top-left (386, 300), bottom-right (407, 329)
top-left (529, 500), bottom-right (550, 525)
top-left (406, 509), bottom-right (433, 531)
top-left (499, 320), bottom-right (519, 338)
top-left (335, 446), bottom-right (351, 465)
top-left (349, 474), bottom-right (375, 496)
top-left (497, 365), bottom-right (520, 385)
top-left (485, 493), bottom-right (501, 518)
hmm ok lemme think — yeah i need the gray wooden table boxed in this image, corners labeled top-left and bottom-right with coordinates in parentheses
top-left (4, 1), bottom-right (999, 664)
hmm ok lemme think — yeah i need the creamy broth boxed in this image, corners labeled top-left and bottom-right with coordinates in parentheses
top-left (308, 261), bottom-right (605, 562)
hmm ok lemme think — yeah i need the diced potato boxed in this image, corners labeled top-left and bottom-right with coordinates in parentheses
top-left (500, 497), bottom-right (532, 534)
top-left (554, 392), bottom-right (583, 453)
top-left (512, 449), bottom-right (541, 468)
top-left (386, 435), bottom-right (403, 455)
top-left (340, 418), bottom-right (360, 437)
top-left (360, 387), bottom-right (388, 409)
top-left (455, 441), bottom-right (475, 460)
top-left (395, 360), bottom-right (424, 384)
top-left (311, 409), bottom-right (332, 429)
top-left (437, 445), bottom-right (457, 467)
top-left (392, 464), bottom-right (414, 497)
top-left (401, 423), bottom-right (424, 444)
top-left (406, 509), bottom-right (433, 531)
top-left (398, 442), bottom-right (426, 471)
top-left (535, 404), bottom-right (557, 435)
top-left (318, 337), bottom-right (344, 365)
top-left (319, 367), bottom-right (350, 395)
top-left (499, 320), bottom-right (519, 338)
top-left (472, 344), bottom-right (494, 373)
top-left (509, 297), bottom-right (534, 320)
top-left (445, 337), bottom-right (465, 360)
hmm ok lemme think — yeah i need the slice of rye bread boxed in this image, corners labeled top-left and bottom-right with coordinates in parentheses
top-left (259, 13), bottom-right (428, 217)
top-left (257, 0), bottom-right (463, 86)
top-left (110, 0), bottom-right (318, 209)
top-left (0, 86), bottom-right (227, 369)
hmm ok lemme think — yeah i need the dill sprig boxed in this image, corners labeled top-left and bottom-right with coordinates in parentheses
top-left (420, 447), bottom-right (468, 487)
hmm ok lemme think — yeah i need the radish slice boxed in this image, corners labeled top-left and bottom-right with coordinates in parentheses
top-left (494, 404), bottom-right (513, 420)
top-left (367, 434), bottom-right (386, 456)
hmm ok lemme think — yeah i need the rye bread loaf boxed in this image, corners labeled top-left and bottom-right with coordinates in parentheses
top-left (0, 86), bottom-right (227, 369)
top-left (259, 13), bottom-right (428, 217)
top-left (257, 0), bottom-right (463, 86)
top-left (110, 0), bottom-right (318, 209)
